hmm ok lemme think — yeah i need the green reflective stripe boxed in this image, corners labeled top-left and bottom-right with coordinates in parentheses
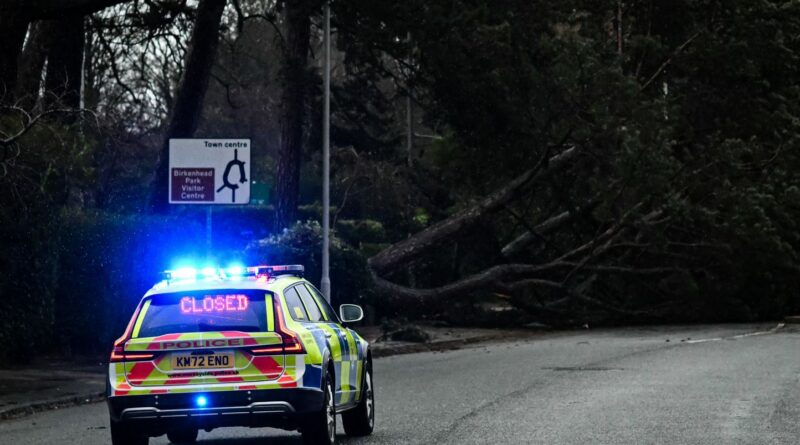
top-left (340, 361), bottom-right (351, 404)
top-left (131, 299), bottom-right (151, 338)
top-left (318, 324), bottom-right (342, 361)
top-left (354, 361), bottom-right (363, 401)
top-left (265, 294), bottom-right (275, 331)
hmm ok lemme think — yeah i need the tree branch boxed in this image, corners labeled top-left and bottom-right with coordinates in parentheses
top-left (640, 31), bottom-right (701, 91)
top-left (0, 106), bottom-right (86, 146)
top-left (501, 200), bottom-right (599, 258)
top-left (29, 0), bottom-right (131, 19)
top-left (368, 146), bottom-right (579, 274)
top-left (371, 262), bottom-right (571, 302)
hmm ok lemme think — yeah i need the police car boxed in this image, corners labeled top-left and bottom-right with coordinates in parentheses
top-left (107, 265), bottom-right (374, 445)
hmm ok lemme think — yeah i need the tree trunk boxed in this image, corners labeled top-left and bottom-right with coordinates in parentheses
top-left (501, 200), bottom-right (600, 258)
top-left (0, 0), bottom-right (129, 101)
top-left (0, 1), bottom-right (30, 100)
top-left (149, 0), bottom-right (227, 213)
top-left (274, 0), bottom-right (314, 230)
top-left (15, 21), bottom-right (50, 109)
top-left (83, 17), bottom-right (98, 111)
top-left (44, 15), bottom-right (85, 111)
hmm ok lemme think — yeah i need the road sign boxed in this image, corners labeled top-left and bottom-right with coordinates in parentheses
top-left (169, 139), bottom-right (251, 205)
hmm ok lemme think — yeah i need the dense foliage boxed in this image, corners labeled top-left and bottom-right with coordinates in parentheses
top-left (1, 0), bottom-right (799, 360)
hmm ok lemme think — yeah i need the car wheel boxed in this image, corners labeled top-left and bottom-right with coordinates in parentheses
top-left (342, 362), bottom-right (374, 436)
top-left (110, 420), bottom-right (149, 445)
top-left (167, 428), bottom-right (198, 444)
top-left (302, 369), bottom-right (336, 445)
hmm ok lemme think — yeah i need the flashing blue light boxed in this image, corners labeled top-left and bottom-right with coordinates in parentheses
top-left (201, 267), bottom-right (217, 278)
top-left (172, 267), bottom-right (197, 280)
top-left (226, 265), bottom-right (245, 276)
top-left (195, 395), bottom-right (208, 407)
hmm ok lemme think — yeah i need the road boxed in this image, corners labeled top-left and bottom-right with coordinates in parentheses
top-left (1, 324), bottom-right (798, 444)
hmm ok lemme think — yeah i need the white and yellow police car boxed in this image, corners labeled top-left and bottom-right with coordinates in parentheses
top-left (107, 265), bottom-right (374, 445)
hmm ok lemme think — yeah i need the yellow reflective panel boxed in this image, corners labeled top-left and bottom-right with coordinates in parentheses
top-left (265, 294), bottom-right (275, 331)
top-left (131, 299), bottom-right (151, 338)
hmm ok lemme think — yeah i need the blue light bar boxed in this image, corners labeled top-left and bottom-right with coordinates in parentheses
top-left (195, 395), bottom-right (208, 407)
top-left (171, 267), bottom-right (197, 280)
top-left (226, 265), bottom-right (245, 276)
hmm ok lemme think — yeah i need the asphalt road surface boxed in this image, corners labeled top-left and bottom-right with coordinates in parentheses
top-left (2, 324), bottom-right (798, 444)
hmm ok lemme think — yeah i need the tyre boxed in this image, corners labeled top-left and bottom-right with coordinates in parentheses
top-left (342, 362), bottom-right (374, 436)
top-left (167, 428), bottom-right (198, 444)
top-left (301, 369), bottom-right (336, 445)
top-left (110, 420), bottom-right (149, 445)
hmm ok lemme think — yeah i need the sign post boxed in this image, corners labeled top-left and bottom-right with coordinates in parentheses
top-left (169, 139), bottom-right (252, 257)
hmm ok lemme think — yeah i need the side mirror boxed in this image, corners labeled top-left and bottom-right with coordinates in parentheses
top-left (339, 304), bottom-right (364, 323)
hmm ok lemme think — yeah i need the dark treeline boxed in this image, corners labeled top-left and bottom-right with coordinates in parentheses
top-left (1, 0), bottom-right (799, 361)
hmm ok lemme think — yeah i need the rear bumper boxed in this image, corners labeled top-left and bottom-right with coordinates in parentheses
top-left (107, 388), bottom-right (323, 434)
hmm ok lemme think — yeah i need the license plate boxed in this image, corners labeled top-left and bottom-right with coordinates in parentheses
top-left (172, 352), bottom-right (234, 370)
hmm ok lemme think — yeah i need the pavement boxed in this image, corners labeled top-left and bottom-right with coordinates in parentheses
top-left (0, 324), bottom-right (537, 420)
top-left (1, 323), bottom-right (798, 444)
top-left (0, 359), bottom-right (107, 420)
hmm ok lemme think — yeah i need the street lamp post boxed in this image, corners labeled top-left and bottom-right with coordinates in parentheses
top-left (320, 1), bottom-right (332, 303)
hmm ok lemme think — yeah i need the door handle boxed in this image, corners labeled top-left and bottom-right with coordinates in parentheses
top-left (325, 333), bottom-right (332, 339)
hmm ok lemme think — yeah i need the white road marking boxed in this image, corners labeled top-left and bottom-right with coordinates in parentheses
top-left (685, 323), bottom-right (785, 344)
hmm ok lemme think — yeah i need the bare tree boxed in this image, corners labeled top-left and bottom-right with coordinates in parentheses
top-left (44, 16), bottom-right (86, 111)
top-left (150, 0), bottom-right (228, 213)
top-left (15, 21), bottom-right (50, 109)
top-left (0, 0), bottom-right (131, 101)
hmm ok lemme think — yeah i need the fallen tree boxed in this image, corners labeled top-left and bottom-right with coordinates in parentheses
top-left (366, 147), bottom-right (690, 321)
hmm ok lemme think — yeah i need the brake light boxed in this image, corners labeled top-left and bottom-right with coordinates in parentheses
top-left (250, 346), bottom-right (282, 355)
top-left (124, 353), bottom-right (155, 361)
top-left (110, 336), bottom-right (156, 362)
top-left (110, 338), bottom-right (126, 362)
top-left (250, 297), bottom-right (305, 355)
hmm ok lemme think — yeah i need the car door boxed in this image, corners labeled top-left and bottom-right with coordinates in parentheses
top-left (281, 284), bottom-right (333, 373)
top-left (288, 284), bottom-right (346, 401)
top-left (301, 284), bottom-right (363, 407)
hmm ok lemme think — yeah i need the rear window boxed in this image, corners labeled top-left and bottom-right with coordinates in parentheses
top-left (134, 290), bottom-right (269, 338)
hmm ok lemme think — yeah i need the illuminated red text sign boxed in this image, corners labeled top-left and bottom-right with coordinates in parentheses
top-left (180, 295), bottom-right (249, 314)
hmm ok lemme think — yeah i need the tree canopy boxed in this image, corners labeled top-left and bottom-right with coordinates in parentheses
top-left (1, 0), bottom-right (799, 360)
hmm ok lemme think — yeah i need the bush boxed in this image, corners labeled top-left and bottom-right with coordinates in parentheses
top-left (247, 220), bottom-right (374, 311)
top-left (54, 210), bottom-right (207, 356)
top-left (0, 207), bottom-right (60, 362)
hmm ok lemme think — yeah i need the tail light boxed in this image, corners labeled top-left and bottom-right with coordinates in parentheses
top-left (109, 337), bottom-right (127, 362)
top-left (251, 296), bottom-right (305, 355)
top-left (109, 338), bottom-right (155, 363)
top-left (109, 302), bottom-right (154, 363)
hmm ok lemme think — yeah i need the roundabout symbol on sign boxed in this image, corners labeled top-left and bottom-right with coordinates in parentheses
top-left (216, 149), bottom-right (248, 203)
